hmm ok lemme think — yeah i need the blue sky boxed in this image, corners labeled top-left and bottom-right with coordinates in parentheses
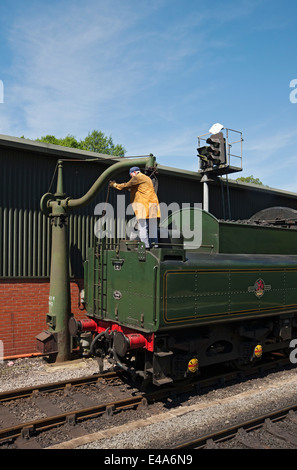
top-left (1, 0), bottom-right (297, 191)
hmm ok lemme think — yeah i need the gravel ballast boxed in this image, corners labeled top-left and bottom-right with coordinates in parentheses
top-left (1, 357), bottom-right (297, 449)
top-left (0, 357), bottom-right (101, 393)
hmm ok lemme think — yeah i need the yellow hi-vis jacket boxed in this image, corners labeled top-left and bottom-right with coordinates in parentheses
top-left (114, 172), bottom-right (160, 220)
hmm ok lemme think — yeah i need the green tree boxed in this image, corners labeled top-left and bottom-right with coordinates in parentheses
top-left (82, 130), bottom-right (125, 156)
top-left (35, 130), bottom-right (126, 156)
top-left (35, 134), bottom-right (84, 149)
top-left (236, 175), bottom-right (263, 185)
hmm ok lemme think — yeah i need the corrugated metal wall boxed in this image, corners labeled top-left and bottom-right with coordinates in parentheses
top-left (0, 147), bottom-right (109, 277)
top-left (209, 179), bottom-right (297, 221)
top-left (1, 138), bottom-right (297, 278)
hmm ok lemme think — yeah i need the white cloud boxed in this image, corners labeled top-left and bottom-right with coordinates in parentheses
top-left (245, 130), bottom-right (297, 156)
top-left (6, 2), bottom-right (152, 136)
top-left (4, 0), bottom-right (232, 139)
top-left (2, 0), bottom-right (296, 197)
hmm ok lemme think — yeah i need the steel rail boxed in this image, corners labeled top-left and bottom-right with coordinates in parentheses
top-left (172, 403), bottom-right (297, 449)
top-left (0, 354), bottom-right (291, 405)
top-left (0, 371), bottom-right (118, 403)
top-left (0, 393), bottom-right (150, 444)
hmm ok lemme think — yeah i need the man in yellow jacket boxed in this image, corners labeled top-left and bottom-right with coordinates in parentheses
top-left (109, 166), bottom-right (160, 248)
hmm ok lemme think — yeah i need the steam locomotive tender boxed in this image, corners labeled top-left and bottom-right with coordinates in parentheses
top-left (69, 207), bottom-right (297, 386)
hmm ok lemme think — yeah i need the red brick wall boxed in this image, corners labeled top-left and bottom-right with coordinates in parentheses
top-left (0, 278), bottom-right (87, 358)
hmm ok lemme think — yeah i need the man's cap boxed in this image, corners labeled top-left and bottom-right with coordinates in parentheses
top-left (129, 166), bottom-right (140, 175)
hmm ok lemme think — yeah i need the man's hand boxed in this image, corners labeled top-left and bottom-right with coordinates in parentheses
top-left (109, 180), bottom-right (117, 188)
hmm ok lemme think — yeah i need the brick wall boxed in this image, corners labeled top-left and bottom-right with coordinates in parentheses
top-left (0, 279), bottom-right (87, 358)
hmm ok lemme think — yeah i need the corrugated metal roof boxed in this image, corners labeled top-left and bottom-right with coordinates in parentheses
top-left (2, 134), bottom-right (297, 198)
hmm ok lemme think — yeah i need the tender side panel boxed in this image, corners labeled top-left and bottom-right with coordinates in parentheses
top-left (162, 264), bottom-right (297, 326)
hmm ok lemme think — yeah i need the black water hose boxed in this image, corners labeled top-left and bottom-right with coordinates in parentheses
top-left (89, 329), bottom-right (110, 357)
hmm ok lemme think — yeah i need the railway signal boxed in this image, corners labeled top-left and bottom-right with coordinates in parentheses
top-left (197, 131), bottom-right (226, 171)
top-left (197, 125), bottom-right (243, 215)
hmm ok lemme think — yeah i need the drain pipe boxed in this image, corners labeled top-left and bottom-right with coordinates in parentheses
top-left (38, 155), bottom-right (156, 362)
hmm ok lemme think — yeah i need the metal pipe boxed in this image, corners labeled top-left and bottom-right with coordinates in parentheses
top-left (201, 175), bottom-right (209, 212)
top-left (46, 161), bottom-right (70, 362)
top-left (64, 155), bottom-right (155, 210)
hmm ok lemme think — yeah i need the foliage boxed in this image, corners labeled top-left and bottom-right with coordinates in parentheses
top-left (34, 130), bottom-right (126, 156)
top-left (236, 175), bottom-right (263, 185)
top-left (82, 130), bottom-right (125, 156)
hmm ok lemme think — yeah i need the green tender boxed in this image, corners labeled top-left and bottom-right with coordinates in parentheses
top-left (84, 209), bottom-right (297, 332)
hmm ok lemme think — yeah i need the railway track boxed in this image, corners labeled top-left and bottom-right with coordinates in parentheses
top-left (173, 404), bottom-right (297, 449)
top-left (0, 393), bottom-right (148, 448)
top-left (0, 355), bottom-right (294, 449)
top-left (0, 370), bottom-right (135, 448)
top-left (0, 369), bottom-right (174, 448)
top-left (0, 370), bottom-right (119, 402)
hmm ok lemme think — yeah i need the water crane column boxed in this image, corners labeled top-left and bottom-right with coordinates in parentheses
top-left (37, 155), bottom-right (156, 362)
